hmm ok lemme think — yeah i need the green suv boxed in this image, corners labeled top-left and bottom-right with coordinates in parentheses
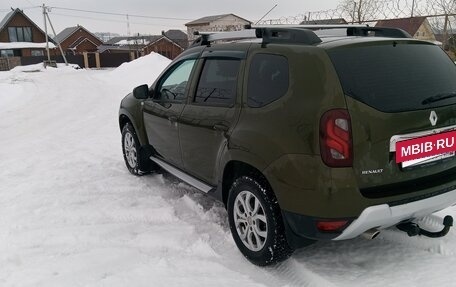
top-left (119, 25), bottom-right (456, 265)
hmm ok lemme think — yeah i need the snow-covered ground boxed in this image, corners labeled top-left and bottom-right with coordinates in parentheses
top-left (1, 54), bottom-right (456, 287)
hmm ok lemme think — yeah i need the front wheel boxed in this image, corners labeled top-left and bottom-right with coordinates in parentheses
top-left (121, 123), bottom-right (154, 175)
top-left (227, 176), bottom-right (293, 266)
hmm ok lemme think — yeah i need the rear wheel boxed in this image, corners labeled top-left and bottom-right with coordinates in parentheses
top-left (227, 176), bottom-right (293, 266)
top-left (121, 123), bottom-right (154, 175)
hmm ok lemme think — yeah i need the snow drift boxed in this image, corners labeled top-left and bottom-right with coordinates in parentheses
top-left (1, 53), bottom-right (456, 287)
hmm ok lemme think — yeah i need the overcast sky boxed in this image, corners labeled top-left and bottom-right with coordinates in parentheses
top-left (2, 0), bottom-right (341, 36)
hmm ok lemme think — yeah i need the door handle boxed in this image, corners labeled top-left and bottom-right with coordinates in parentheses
top-left (168, 116), bottom-right (178, 123)
top-left (213, 123), bottom-right (229, 132)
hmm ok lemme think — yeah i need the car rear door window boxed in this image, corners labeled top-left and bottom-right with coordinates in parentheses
top-left (247, 54), bottom-right (289, 108)
top-left (329, 43), bottom-right (456, 112)
top-left (194, 58), bottom-right (241, 106)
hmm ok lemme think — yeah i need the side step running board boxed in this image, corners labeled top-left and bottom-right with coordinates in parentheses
top-left (150, 156), bottom-right (214, 193)
top-left (397, 215), bottom-right (453, 238)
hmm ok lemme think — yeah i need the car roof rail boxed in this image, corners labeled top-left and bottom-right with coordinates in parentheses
top-left (190, 24), bottom-right (412, 47)
top-left (191, 27), bottom-right (322, 47)
top-left (347, 26), bottom-right (412, 38)
top-left (249, 24), bottom-right (412, 39)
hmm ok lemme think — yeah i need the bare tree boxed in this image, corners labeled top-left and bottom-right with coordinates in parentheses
top-left (338, 0), bottom-right (382, 23)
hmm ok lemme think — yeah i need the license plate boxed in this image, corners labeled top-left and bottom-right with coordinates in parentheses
top-left (402, 152), bottom-right (455, 168)
top-left (396, 130), bottom-right (456, 166)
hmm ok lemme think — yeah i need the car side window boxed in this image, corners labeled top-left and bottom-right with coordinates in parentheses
top-left (155, 59), bottom-right (196, 102)
top-left (194, 58), bottom-right (241, 106)
top-left (247, 54), bottom-right (289, 108)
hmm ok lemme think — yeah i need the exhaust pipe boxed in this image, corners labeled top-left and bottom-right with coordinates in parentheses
top-left (362, 229), bottom-right (380, 240)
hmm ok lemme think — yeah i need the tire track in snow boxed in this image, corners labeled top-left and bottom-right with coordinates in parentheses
top-left (147, 172), bottom-right (338, 287)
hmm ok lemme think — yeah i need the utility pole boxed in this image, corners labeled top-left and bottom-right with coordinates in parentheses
top-left (126, 14), bottom-right (132, 57)
top-left (45, 11), bottom-right (68, 65)
top-left (42, 4), bottom-right (68, 66)
top-left (352, 1), bottom-right (357, 24)
top-left (411, 0), bottom-right (415, 17)
top-left (443, 14), bottom-right (449, 50)
top-left (42, 4), bottom-right (51, 62)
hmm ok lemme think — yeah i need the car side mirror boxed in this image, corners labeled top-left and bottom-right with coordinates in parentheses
top-left (133, 84), bottom-right (150, 99)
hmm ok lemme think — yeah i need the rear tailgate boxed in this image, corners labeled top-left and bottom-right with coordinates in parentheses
top-left (328, 40), bottom-right (456, 198)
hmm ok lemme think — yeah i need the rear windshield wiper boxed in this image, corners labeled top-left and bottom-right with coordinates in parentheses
top-left (422, 92), bottom-right (456, 105)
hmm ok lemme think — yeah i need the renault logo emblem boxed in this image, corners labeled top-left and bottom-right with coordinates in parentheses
top-left (429, 111), bottom-right (438, 126)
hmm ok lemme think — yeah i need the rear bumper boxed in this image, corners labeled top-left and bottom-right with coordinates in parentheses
top-left (334, 188), bottom-right (456, 240)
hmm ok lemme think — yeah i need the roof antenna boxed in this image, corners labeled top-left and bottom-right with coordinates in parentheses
top-left (255, 4), bottom-right (278, 25)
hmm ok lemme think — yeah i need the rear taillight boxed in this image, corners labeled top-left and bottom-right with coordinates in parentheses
top-left (316, 220), bottom-right (349, 232)
top-left (319, 109), bottom-right (353, 167)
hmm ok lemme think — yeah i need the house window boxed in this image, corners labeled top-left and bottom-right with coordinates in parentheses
top-left (8, 27), bottom-right (32, 42)
top-left (31, 50), bottom-right (44, 56)
top-left (0, 50), bottom-right (14, 57)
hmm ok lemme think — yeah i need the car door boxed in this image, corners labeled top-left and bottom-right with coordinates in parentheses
top-left (143, 58), bottom-right (197, 168)
top-left (179, 50), bottom-right (244, 184)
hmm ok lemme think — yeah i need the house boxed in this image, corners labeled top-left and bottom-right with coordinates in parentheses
top-left (300, 18), bottom-right (348, 25)
top-left (0, 8), bottom-right (55, 58)
top-left (164, 29), bottom-right (188, 49)
top-left (375, 17), bottom-right (436, 42)
top-left (54, 25), bottom-right (103, 55)
top-left (143, 35), bottom-right (184, 59)
top-left (103, 33), bottom-right (184, 59)
top-left (185, 14), bottom-right (252, 41)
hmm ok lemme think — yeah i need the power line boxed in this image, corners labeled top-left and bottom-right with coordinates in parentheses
top-left (50, 12), bottom-right (186, 28)
top-left (0, 6), bottom-right (40, 12)
top-left (49, 6), bottom-right (193, 21)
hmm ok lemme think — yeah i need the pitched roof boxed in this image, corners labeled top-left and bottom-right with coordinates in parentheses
top-left (54, 26), bottom-right (79, 44)
top-left (300, 18), bottom-right (347, 25)
top-left (375, 17), bottom-right (427, 36)
top-left (144, 35), bottom-right (184, 50)
top-left (164, 29), bottom-right (188, 48)
top-left (0, 8), bottom-right (55, 44)
top-left (54, 25), bottom-right (102, 45)
top-left (97, 45), bottom-right (132, 53)
top-left (0, 9), bottom-right (15, 31)
top-left (164, 29), bottom-right (187, 40)
top-left (106, 35), bottom-right (162, 46)
top-left (185, 13), bottom-right (251, 26)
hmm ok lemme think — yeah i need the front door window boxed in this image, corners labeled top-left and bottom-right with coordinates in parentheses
top-left (156, 59), bottom-right (196, 102)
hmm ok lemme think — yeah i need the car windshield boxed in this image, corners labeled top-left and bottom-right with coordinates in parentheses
top-left (328, 42), bottom-right (456, 112)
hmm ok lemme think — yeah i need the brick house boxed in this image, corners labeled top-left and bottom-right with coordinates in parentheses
top-left (164, 29), bottom-right (188, 49)
top-left (375, 17), bottom-right (436, 42)
top-left (102, 32), bottom-right (185, 59)
top-left (185, 14), bottom-right (252, 41)
top-left (54, 25), bottom-right (103, 55)
top-left (0, 8), bottom-right (55, 57)
top-left (143, 35), bottom-right (184, 59)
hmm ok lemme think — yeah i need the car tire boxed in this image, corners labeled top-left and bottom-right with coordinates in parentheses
top-left (121, 123), bottom-right (154, 175)
top-left (227, 176), bottom-right (294, 266)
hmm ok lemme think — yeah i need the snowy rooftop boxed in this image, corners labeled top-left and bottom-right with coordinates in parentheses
top-left (0, 42), bottom-right (56, 49)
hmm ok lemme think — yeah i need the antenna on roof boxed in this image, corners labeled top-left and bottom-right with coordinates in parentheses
top-left (255, 4), bottom-right (277, 25)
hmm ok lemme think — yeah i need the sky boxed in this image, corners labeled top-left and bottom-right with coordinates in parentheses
top-left (0, 0), bottom-right (341, 36)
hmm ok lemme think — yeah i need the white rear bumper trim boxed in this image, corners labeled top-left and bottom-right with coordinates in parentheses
top-left (334, 188), bottom-right (456, 240)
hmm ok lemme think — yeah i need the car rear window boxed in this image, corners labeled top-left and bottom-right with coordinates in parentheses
top-left (328, 42), bottom-right (456, 112)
